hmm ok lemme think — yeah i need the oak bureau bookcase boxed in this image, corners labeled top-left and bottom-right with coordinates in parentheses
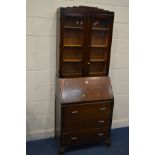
top-left (55, 6), bottom-right (115, 155)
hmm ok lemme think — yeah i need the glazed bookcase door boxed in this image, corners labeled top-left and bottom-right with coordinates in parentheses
top-left (87, 14), bottom-right (113, 76)
top-left (61, 14), bottom-right (87, 77)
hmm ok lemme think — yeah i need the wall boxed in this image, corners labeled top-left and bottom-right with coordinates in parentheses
top-left (26, 0), bottom-right (129, 141)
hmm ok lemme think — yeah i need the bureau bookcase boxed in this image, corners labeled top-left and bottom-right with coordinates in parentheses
top-left (55, 6), bottom-right (115, 155)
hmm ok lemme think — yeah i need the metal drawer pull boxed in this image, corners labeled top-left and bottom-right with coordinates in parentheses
top-left (71, 137), bottom-right (78, 140)
top-left (98, 120), bottom-right (105, 123)
top-left (71, 110), bottom-right (79, 114)
top-left (85, 80), bottom-right (88, 84)
top-left (98, 133), bottom-right (104, 136)
top-left (99, 107), bottom-right (106, 111)
top-left (82, 94), bottom-right (86, 97)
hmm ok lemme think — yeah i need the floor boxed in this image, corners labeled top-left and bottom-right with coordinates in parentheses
top-left (26, 127), bottom-right (129, 155)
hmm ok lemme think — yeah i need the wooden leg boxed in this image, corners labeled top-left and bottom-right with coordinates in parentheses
top-left (58, 147), bottom-right (65, 155)
top-left (104, 137), bottom-right (111, 146)
top-left (58, 151), bottom-right (63, 155)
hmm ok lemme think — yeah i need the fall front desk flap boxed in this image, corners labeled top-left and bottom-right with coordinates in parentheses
top-left (59, 77), bottom-right (114, 104)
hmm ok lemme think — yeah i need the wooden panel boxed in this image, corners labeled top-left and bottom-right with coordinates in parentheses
top-left (62, 102), bottom-right (113, 131)
top-left (55, 97), bottom-right (61, 138)
top-left (59, 77), bottom-right (114, 103)
top-left (62, 128), bottom-right (109, 146)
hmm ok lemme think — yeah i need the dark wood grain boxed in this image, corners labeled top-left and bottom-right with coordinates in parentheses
top-left (55, 76), bottom-right (114, 154)
top-left (59, 76), bottom-right (114, 103)
top-left (55, 6), bottom-right (115, 155)
top-left (62, 128), bottom-right (110, 146)
top-left (62, 102), bottom-right (113, 132)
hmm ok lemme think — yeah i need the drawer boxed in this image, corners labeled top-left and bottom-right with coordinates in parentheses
top-left (62, 128), bottom-right (109, 146)
top-left (62, 102), bottom-right (113, 131)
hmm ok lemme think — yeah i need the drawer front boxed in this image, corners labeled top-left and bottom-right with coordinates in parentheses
top-left (62, 102), bottom-right (113, 131)
top-left (62, 128), bottom-right (109, 146)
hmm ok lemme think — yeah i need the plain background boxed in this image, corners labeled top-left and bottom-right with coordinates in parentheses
top-left (0, 0), bottom-right (155, 155)
top-left (26, 0), bottom-right (129, 141)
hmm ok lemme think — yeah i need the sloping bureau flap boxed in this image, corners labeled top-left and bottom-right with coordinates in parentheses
top-left (59, 77), bottom-right (114, 104)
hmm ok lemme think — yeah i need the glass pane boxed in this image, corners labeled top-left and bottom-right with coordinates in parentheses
top-left (88, 17), bottom-right (111, 75)
top-left (64, 29), bottom-right (83, 45)
top-left (62, 62), bottom-right (82, 75)
top-left (92, 19), bottom-right (110, 29)
top-left (89, 62), bottom-right (107, 74)
top-left (64, 17), bottom-right (84, 28)
top-left (63, 47), bottom-right (82, 62)
top-left (91, 30), bottom-right (109, 47)
top-left (90, 48), bottom-right (107, 61)
top-left (62, 16), bottom-right (84, 76)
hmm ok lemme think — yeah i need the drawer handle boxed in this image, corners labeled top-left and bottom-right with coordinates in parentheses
top-left (99, 107), bottom-right (106, 111)
top-left (72, 110), bottom-right (79, 114)
top-left (98, 133), bottom-right (104, 136)
top-left (98, 120), bottom-right (105, 123)
top-left (71, 137), bottom-right (78, 140)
